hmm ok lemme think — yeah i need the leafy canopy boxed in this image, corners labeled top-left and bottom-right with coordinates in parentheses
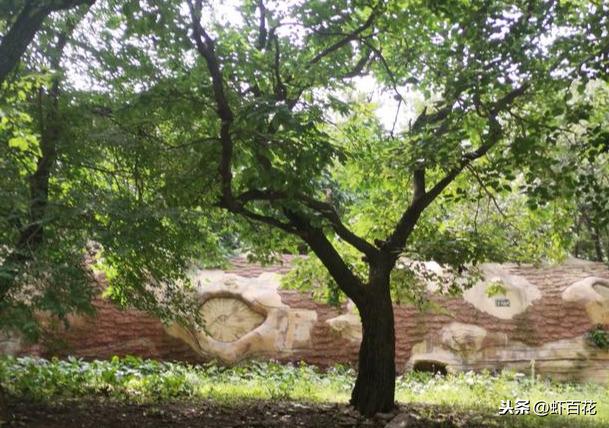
top-left (1, 0), bottom-right (608, 329)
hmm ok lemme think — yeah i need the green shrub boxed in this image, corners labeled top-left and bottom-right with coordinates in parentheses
top-left (587, 325), bottom-right (609, 349)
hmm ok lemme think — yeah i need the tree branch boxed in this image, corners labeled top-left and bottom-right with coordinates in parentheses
top-left (465, 164), bottom-right (521, 236)
top-left (412, 168), bottom-right (425, 201)
top-left (383, 82), bottom-right (530, 257)
top-left (235, 189), bottom-right (380, 258)
top-left (285, 211), bottom-right (366, 305)
top-left (342, 48), bottom-right (372, 78)
top-left (299, 197), bottom-right (381, 259)
top-left (272, 34), bottom-right (287, 101)
top-left (0, 0), bottom-right (95, 84)
top-left (308, 4), bottom-right (380, 65)
top-left (256, 0), bottom-right (267, 50)
top-left (239, 208), bottom-right (298, 234)
top-left (187, 0), bottom-right (235, 205)
top-left (185, 1), bottom-right (378, 303)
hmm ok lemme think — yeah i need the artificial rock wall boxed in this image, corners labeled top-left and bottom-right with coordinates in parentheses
top-left (10, 257), bottom-right (609, 383)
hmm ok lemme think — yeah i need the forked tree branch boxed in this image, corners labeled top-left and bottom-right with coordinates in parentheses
top-left (383, 83), bottom-right (529, 256)
top-left (299, 197), bottom-right (381, 258)
top-left (308, 3), bottom-right (381, 65)
top-left (285, 211), bottom-right (367, 304)
top-left (187, 1), bottom-right (369, 300)
top-left (235, 189), bottom-right (380, 259)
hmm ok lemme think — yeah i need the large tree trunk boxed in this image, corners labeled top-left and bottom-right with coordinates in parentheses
top-left (350, 270), bottom-right (396, 417)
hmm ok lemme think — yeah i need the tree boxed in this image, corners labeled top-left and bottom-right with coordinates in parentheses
top-left (0, 0), bottom-right (218, 339)
top-left (560, 81), bottom-right (609, 264)
top-left (1, 0), bottom-right (230, 343)
top-left (0, 3), bottom-right (101, 421)
top-left (68, 0), bottom-right (608, 416)
top-left (0, 0), bottom-right (98, 341)
top-left (2, 0), bottom-right (608, 418)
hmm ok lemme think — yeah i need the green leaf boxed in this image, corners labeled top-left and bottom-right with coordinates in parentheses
top-left (8, 136), bottom-right (29, 151)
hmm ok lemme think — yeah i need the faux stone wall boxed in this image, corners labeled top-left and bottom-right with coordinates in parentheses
top-left (18, 285), bottom-right (202, 363)
top-left (11, 257), bottom-right (609, 383)
top-left (399, 259), bottom-right (609, 382)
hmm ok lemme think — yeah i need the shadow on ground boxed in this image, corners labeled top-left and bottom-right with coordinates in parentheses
top-left (6, 398), bottom-right (609, 427)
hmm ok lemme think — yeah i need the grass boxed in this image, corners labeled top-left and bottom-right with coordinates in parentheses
top-left (396, 370), bottom-right (609, 427)
top-left (2, 356), bottom-right (608, 427)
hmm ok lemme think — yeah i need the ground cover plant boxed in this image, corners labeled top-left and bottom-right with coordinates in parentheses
top-left (3, 356), bottom-right (609, 427)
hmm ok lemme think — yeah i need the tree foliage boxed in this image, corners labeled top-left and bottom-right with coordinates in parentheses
top-left (1, 0), bottom-right (609, 416)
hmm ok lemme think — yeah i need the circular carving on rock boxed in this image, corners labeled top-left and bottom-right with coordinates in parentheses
top-left (200, 297), bottom-right (265, 342)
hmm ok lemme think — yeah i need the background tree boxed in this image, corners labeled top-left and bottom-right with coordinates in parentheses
top-left (1, 1), bottom-right (96, 346)
top-left (0, 2), bottom-right (97, 420)
top-left (554, 80), bottom-right (609, 264)
top-left (0, 0), bottom-right (225, 340)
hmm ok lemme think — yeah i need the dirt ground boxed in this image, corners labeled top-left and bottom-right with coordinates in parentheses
top-left (5, 398), bottom-right (498, 427)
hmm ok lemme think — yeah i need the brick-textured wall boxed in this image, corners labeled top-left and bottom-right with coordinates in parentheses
top-left (24, 296), bottom-right (203, 363)
top-left (19, 258), bottom-right (609, 372)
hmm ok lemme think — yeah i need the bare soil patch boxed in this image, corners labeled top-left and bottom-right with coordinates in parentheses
top-left (6, 398), bottom-right (496, 427)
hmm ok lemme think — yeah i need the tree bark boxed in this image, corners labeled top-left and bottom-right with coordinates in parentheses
top-left (592, 224), bottom-right (605, 263)
top-left (0, 383), bottom-right (6, 426)
top-left (350, 266), bottom-right (396, 417)
top-left (0, 0), bottom-right (95, 84)
top-left (0, 1), bottom-right (50, 84)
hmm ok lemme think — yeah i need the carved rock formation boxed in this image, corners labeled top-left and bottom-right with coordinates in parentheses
top-left (165, 270), bottom-right (318, 364)
top-left (462, 264), bottom-right (541, 319)
top-left (325, 313), bottom-right (362, 342)
top-left (562, 277), bottom-right (609, 324)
